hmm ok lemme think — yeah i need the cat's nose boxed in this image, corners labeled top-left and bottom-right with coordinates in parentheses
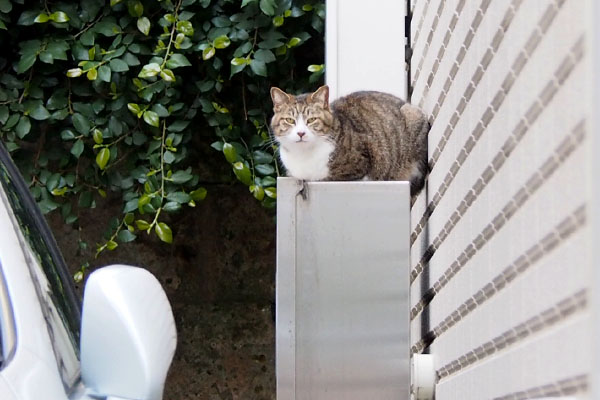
top-left (297, 131), bottom-right (306, 138)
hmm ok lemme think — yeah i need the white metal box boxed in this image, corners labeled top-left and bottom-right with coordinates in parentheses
top-left (276, 178), bottom-right (410, 399)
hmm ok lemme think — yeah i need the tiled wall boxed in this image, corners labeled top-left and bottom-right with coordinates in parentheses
top-left (408, 0), bottom-right (593, 398)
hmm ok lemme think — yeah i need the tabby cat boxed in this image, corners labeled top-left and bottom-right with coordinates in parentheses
top-left (270, 85), bottom-right (429, 199)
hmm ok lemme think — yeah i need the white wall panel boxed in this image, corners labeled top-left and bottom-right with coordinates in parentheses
top-left (409, 0), bottom-right (594, 397)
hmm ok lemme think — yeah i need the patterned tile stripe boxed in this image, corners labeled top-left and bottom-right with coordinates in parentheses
top-left (410, 118), bottom-right (586, 319)
top-left (493, 375), bottom-right (587, 400)
top-left (411, 204), bottom-right (587, 354)
top-left (411, 0), bottom-right (449, 85)
top-left (411, 0), bottom-right (434, 54)
top-left (410, 0), bottom-right (571, 248)
top-left (436, 289), bottom-right (588, 380)
top-left (410, 34), bottom-right (584, 282)
top-left (416, 0), bottom-right (496, 109)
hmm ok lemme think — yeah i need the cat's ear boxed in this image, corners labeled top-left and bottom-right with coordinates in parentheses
top-left (310, 85), bottom-right (330, 109)
top-left (271, 87), bottom-right (292, 108)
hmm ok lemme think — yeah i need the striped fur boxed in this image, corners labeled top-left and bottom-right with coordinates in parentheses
top-left (270, 85), bottom-right (429, 198)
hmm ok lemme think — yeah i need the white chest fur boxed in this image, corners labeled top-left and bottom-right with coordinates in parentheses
top-left (279, 139), bottom-right (335, 181)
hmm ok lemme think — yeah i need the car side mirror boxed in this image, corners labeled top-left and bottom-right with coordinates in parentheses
top-left (80, 265), bottom-right (177, 400)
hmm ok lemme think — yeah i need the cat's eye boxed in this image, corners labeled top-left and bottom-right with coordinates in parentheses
top-left (306, 117), bottom-right (317, 124)
top-left (284, 118), bottom-right (295, 124)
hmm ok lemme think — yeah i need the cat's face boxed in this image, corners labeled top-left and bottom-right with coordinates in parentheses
top-left (270, 86), bottom-right (334, 150)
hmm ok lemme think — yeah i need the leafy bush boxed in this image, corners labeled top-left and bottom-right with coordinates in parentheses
top-left (0, 0), bottom-right (324, 272)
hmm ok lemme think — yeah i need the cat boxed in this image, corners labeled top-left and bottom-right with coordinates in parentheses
top-left (270, 85), bottom-right (429, 200)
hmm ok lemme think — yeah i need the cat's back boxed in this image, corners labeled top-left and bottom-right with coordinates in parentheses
top-left (331, 91), bottom-right (407, 119)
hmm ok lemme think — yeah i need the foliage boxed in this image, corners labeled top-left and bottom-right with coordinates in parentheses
top-left (0, 0), bottom-right (324, 273)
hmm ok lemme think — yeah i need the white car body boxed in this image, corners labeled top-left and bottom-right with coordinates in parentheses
top-left (0, 142), bottom-right (176, 400)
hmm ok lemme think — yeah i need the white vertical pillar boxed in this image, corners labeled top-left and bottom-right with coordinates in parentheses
top-left (590, 0), bottom-right (600, 398)
top-left (326, 0), bottom-right (407, 100)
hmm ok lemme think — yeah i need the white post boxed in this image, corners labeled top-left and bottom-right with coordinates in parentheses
top-left (590, 0), bottom-right (600, 398)
top-left (326, 0), bottom-right (407, 100)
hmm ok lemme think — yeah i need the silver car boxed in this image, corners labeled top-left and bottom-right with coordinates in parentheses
top-left (0, 141), bottom-right (176, 400)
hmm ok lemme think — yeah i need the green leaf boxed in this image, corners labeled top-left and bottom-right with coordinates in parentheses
top-left (211, 141), bottom-right (224, 151)
top-left (127, 103), bottom-right (142, 115)
top-left (250, 185), bottom-right (265, 201)
top-left (273, 15), bottom-right (284, 27)
top-left (34, 13), bottom-right (49, 23)
top-left (26, 101), bottom-right (51, 120)
top-left (176, 20), bottom-right (194, 36)
top-left (71, 139), bottom-right (84, 158)
top-left (17, 53), bottom-right (37, 73)
top-left (155, 222), bottom-right (173, 243)
top-left (109, 58), bottom-right (129, 72)
top-left (254, 49), bottom-right (276, 63)
top-left (38, 198), bottom-right (59, 214)
top-left (166, 53), bottom-right (191, 69)
top-left (18, 10), bottom-right (39, 26)
top-left (117, 229), bottom-right (136, 243)
top-left (86, 68), bottom-right (98, 80)
top-left (202, 46), bottom-right (215, 60)
top-left (106, 240), bottom-right (118, 250)
top-left (308, 64), bottom-right (324, 72)
top-left (61, 130), bottom-right (76, 140)
top-left (0, 106), bottom-right (8, 125)
top-left (135, 220), bottom-right (150, 230)
top-left (242, 0), bottom-right (257, 7)
top-left (72, 113), bottom-right (91, 134)
top-left (152, 104), bottom-right (170, 117)
top-left (67, 68), bottom-right (83, 77)
top-left (164, 150), bottom-right (176, 164)
top-left (213, 35), bottom-right (231, 49)
top-left (127, 0), bottom-right (143, 17)
top-left (143, 110), bottom-right (159, 127)
top-left (139, 62), bottom-right (161, 78)
top-left (258, 39), bottom-right (284, 50)
top-left (137, 16), bottom-right (150, 35)
top-left (253, 150), bottom-right (273, 164)
top-left (260, 0), bottom-right (276, 16)
top-left (15, 116), bottom-right (31, 138)
top-left (223, 143), bottom-right (237, 163)
top-left (49, 11), bottom-right (69, 23)
top-left (95, 21), bottom-right (121, 37)
top-left (265, 187), bottom-right (277, 198)
top-left (250, 59), bottom-right (267, 77)
top-left (46, 173), bottom-right (61, 191)
top-left (167, 191), bottom-right (191, 203)
top-left (4, 114), bottom-right (19, 129)
top-left (96, 148), bottom-right (110, 169)
top-left (160, 68), bottom-right (176, 82)
top-left (233, 161), bottom-right (252, 185)
top-left (191, 187), bottom-right (207, 201)
top-left (124, 213), bottom-right (134, 225)
top-left (170, 170), bottom-right (193, 184)
top-left (231, 57), bottom-right (248, 66)
top-left (98, 65), bottom-right (111, 82)
top-left (255, 163), bottom-right (275, 175)
top-left (262, 176), bottom-right (277, 186)
top-left (168, 120), bottom-right (189, 132)
top-left (93, 129), bottom-right (103, 144)
top-left (287, 37), bottom-right (301, 47)
top-left (163, 201), bottom-right (181, 212)
top-left (0, 0), bottom-right (12, 13)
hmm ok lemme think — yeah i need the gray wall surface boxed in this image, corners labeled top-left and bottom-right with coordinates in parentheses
top-left (409, 0), bottom-right (594, 398)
